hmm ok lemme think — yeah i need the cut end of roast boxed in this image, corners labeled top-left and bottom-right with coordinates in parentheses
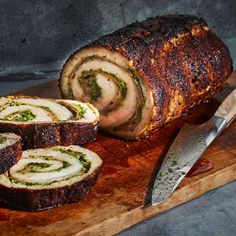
top-left (60, 47), bottom-right (154, 139)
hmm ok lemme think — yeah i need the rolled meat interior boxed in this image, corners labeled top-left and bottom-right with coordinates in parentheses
top-left (0, 145), bottom-right (102, 210)
top-left (0, 96), bottom-right (100, 148)
top-left (60, 14), bottom-right (232, 139)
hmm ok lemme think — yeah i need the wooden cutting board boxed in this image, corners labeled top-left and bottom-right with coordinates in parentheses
top-left (0, 72), bottom-right (236, 236)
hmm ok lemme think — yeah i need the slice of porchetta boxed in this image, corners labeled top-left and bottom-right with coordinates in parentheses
top-left (0, 96), bottom-right (99, 148)
top-left (0, 145), bottom-right (102, 211)
top-left (0, 133), bottom-right (22, 174)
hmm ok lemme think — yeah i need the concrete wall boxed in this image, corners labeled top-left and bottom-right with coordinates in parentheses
top-left (0, 0), bottom-right (235, 70)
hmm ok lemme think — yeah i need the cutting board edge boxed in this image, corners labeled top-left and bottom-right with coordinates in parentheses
top-left (75, 161), bottom-right (236, 236)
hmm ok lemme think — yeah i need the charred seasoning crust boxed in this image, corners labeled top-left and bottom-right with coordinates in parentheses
top-left (0, 139), bottom-right (22, 174)
top-left (0, 96), bottom-right (99, 149)
top-left (0, 121), bottom-right (99, 150)
top-left (67, 14), bottom-right (232, 138)
top-left (0, 167), bottom-right (100, 211)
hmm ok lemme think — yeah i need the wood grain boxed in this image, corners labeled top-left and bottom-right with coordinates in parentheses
top-left (0, 72), bottom-right (236, 236)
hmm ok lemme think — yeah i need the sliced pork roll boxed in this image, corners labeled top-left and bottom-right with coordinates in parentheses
top-left (60, 14), bottom-right (232, 139)
top-left (0, 145), bottom-right (102, 210)
top-left (0, 133), bottom-right (22, 174)
top-left (0, 96), bottom-right (99, 148)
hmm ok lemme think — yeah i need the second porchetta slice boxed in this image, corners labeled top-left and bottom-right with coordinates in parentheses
top-left (0, 96), bottom-right (99, 148)
top-left (0, 145), bottom-right (102, 210)
top-left (60, 14), bottom-right (232, 139)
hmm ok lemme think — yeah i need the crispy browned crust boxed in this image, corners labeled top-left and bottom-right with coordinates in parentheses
top-left (62, 14), bottom-right (232, 138)
top-left (0, 167), bottom-right (100, 211)
top-left (0, 122), bottom-right (99, 149)
top-left (0, 139), bottom-right (22, 174)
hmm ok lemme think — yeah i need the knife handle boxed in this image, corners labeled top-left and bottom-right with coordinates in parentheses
top-left (214, 89), bottom-right (236, 127)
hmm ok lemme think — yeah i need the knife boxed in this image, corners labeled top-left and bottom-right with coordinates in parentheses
top-left (151, 88), bottom-right (236, 205)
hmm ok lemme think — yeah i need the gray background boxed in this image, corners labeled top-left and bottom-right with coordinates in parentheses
top-left (0, 1), bottom-right (236, 235)
top-left (0, 0), bottom-right (236, 78)
top-left (0, 0), bottom-right (236, 94)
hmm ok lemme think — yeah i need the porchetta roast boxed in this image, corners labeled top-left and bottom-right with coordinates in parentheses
top-left (60, 14), bottom-right (232, 139)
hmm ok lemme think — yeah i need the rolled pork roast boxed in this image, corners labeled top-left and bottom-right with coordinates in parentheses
top-left (60, 14), bottom-right (232, 139)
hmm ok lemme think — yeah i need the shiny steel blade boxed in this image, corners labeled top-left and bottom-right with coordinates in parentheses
top-left (151, 116), bottom-right (227, 205)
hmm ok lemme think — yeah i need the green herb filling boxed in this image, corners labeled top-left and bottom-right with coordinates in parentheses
top-left (89, 79), bottom-right (102, 101)
top-left (54, 148), bottom-right (91, 173)
top-left (9, 101), bottom-right (52, 113)
top-left (74, 104), bottom-right (87, 119)
top-left (0, 136), bottom-right (7, 144)
top-left (127, 68), bottom-right (141, 85)
top-left (19, 162), bottom-right (52, 173)
top-left (118, 79), bottom-right (128, 98)
top-left (54, 161), bottom-right (71, 172)
top-left (4, 110), bottom-right (36, 122)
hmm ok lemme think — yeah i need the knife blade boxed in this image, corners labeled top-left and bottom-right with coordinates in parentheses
top-left (151, 88), bottom-right (236, 205)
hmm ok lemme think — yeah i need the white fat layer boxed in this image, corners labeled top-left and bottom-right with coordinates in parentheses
top-left (72, 59), bottom-right (137, 128)
top-left (9, 151), bottom-right (83, 183)
top-left (95, 74), bottom-right (118, 111)
top-left (0, 145), bottom-right (102, 189)
top-left (15, 98), bottom-right (73, 121)
top-left (110, 87), bottom-right (153, 138)
top-left (57, 99), bottom-right (99, 123)
top-left (0, 133), bottom-right (20, 149)
top-left (0, 105), bottom-right (53, 122)
top-left (0, 97), bottom-right (9, 107)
